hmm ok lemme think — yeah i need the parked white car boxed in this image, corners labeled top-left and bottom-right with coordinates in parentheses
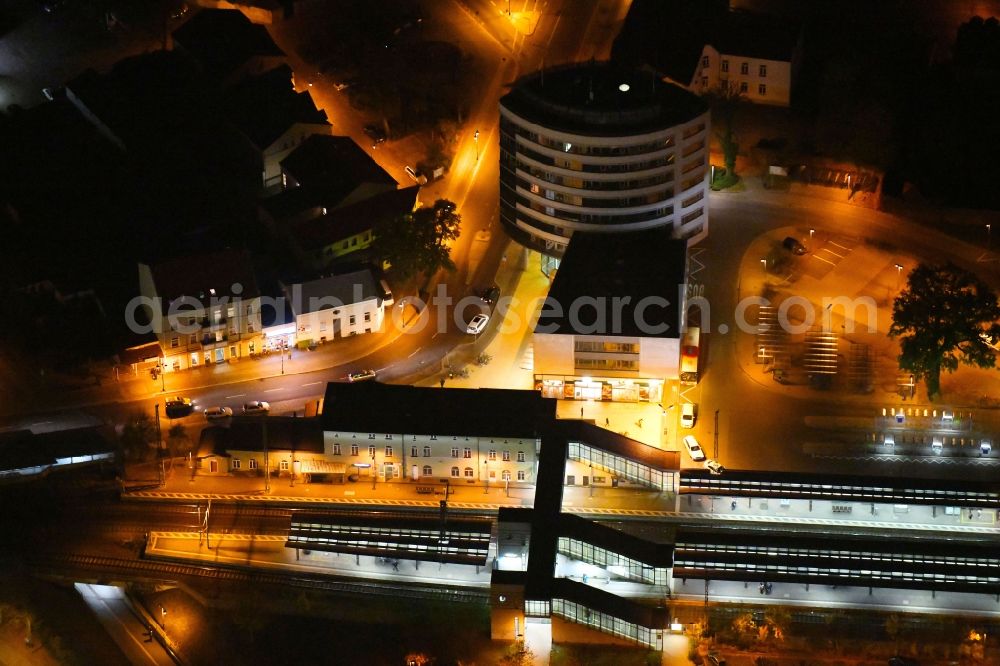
top-left (203, 406), bottom-right (233, 421)
top-left (704, 459), bottom-right (725, 475)
top-left (466, 313), bottom-right (489, 335)
top-left (682, 435), bottom-right (706, 462)
top-left (243, 401), bottom-right (270, 415)
top-left (680, 402), bottom-right (697, 428)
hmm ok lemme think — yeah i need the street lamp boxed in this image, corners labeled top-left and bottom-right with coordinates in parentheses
top-left (809, 229), bottom-right (815, 240)
top-left (474, 129), bottom-right (480, 162)
top-left (483, 459), bottom-right (489, 494)
top-left (159, 360), bottom-right (166, 393)
top-left (371, 453), bottom-right (377, 490)
top-left (760, 258), bottom-right (767, 272)
top-left (894, 263), bottom-right (904, 290)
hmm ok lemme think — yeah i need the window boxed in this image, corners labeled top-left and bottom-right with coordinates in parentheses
top-left (451, 466), bottom-right (460, 477)
top-left (721, 60), bottom-right (729, 73)
top-left (517, 451), bottom-right (526, 462)
top-left (451, 447), bottom-right (459, 458)
top-left (502, 470), bottom-right (511, 481)
top-left (368, 433), bottom-right (375, 439)
top-left (411, 446), bottom-right (418, 457)
top-left (351, 444), bottom-right (359, 456)
top-left (740, 62), bottom-right (748, 75)
top-left (349, 315), bottom-right (356, 325)
top-left (248, 458), bottom-right (257, 469)
top-left (364, 312), bottom-right (371, 322)
top-left (700, 76), bottom-right (707, 87)
top-left (701, 55), bottom-right (709, 68)
top-left (758, 83), bottom-right (766, 95)
top-left (759, 64), bottom-right (767, 77)
top-left (488, 449), bottom-right (496, 460)
top-left (280, 460), bottom-right (289, 471)
top-left (503, 450), bottom-right (511, 461)
top-left (368, 445), bottom-right (376, 458)
top-left (422, 465), bottom-right (433, 476)
top-left (464, 467), bottom-right (474, 477)
top-left (740, 81), bottom-right (748, 93)
top-left (385, 446), bottom-right (393, 457)
top-left (423, 446), bottom-right (431, 457)
top-left (334, 444), bottom-right (341, 455)
top-left (385, 434), bottom-right (392, 440)
top-left (517, 470), bottom-right (526, 481)
top-left (231, 458), bottom-right (241, 470)
top-left (464, 447), bottom-right (472, 458)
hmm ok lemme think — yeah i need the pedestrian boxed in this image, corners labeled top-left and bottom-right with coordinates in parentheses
top-left (605, 418), bottom-right (610, 427)
top-left (440, 377), bottom-right (445, 388)
top-left (731, 500), bottom-right (737, 510)
top-left (580, 407), bottom-right (584, 418)
top-left (636, 418), bottom-right (644, 428)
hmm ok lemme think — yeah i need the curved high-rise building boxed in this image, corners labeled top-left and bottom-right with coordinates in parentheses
top-left (499, 62), bottom-right (710, 263)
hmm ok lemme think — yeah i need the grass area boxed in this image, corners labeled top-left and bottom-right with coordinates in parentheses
top-left (711, 171), bottom-right (743, 191)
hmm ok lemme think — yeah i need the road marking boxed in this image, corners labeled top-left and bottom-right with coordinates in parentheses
top-left (30, 421), bottom-right (53, 427)
top-left (408, 347), bottom-right (422, 359)
top-left (225, 394), bottom-right (245, 399)
top-left (264, 388), bottom-right (285, 393)
top-left (811, 254), bottom-right (836, 266)
top-left (302, 382), bottom-right (323, 387)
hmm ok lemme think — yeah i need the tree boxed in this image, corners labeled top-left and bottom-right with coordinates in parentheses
top-left (497, 641), bottom-right (534, 666)
top-left (889, 263), bottom-right (1000, 399)
top-left (371, 199), bottom-right (461, 281)
top-left (119, 412), bottom-right (157, 462)
top-left (705, 85), bottom-right (742, 188)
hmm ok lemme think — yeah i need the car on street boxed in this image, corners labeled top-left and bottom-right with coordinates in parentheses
top-left (348, 369), bottom-right (377, 382)
top-left (680, 402), bottom-right (697, 428)
top-left (480, 286), bottom-right (500, 305)
top-left (243, 400), bottom-right (270, 415)
top-left (203, 406), bottom-right (233, 421)
top-left (682, 435), bottom-right (706, 462)
top-left (164, 396), bottom-right (194, 418)
top-left (782, 236), bottom-right (808, 255)
top-left (466, 313), bottom-right (489, 335)
top-left (404, 165), bottom-right (427, 184)
top-left (363, 124), bottom-right (386, 144)
top-left (704, 459), bottom-right (725, 475)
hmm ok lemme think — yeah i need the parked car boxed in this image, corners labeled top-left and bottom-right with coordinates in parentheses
top-left (164, 396), bottom-right (194, 419)
top-left (203, 406), bottom-right (233, 421)
top-left (243, 400), bottom-right (270, 415)
top-left (404, 165), bottom-right (427, 184)
top-left (981, 439), bottom-right (992, 455)
top-left (682, 435), bottom-right (706, 462)
top-left (704, 459), bottom-right (726, 475)
top-left (782, 236), bottom-right (807, 255)
top-left (347, 369), bottom-right (377, 382)
top-left (466, 313), bottom-right (489, 335)
top-left (680, 402), bottom-right (697, 428)
top-left (480, 286), bottom-right (500, 306)
top-left (363, 124), bottom-right (386, 144)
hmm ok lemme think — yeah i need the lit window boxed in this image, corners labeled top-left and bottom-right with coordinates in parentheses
top-left (502, 470), bottom-right (511, 481)
top-left (334, 444), bottom-right (341, 455)
top-left (488, 449), bottom-right (496, 460)
top-left (464, 447), bottom-right (472, 458)
top-left (280, 460), bottom-right (289, 471)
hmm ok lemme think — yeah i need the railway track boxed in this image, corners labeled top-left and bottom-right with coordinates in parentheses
top-left (32, 552), bottom-right (490, 605)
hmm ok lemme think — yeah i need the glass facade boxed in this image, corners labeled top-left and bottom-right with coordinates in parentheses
top-left (568, 441), bottom-right (676, 492)
top-left (558, 537), bottom-right (668, 585)
top-left (551, 599), bottom-right (664, 650)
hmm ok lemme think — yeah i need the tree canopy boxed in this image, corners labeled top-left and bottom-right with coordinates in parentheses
top-left (889, 262), bottom-right (1000, 398)
top-left (371, 199), bottom-right (461, 281)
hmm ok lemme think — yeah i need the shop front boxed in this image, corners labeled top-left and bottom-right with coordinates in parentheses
top-left (535, 376), bottom-right (663, 403)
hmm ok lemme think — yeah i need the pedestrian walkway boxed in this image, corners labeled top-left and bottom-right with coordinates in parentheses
top-left (74, 583), bottom-right (174, 666)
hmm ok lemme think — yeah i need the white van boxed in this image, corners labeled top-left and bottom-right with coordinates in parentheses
top-left (931, 437), bottom-right (943, 454)
top-left (379, 279), bottom-right (393, 306)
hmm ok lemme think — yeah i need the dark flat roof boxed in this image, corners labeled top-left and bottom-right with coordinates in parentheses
top-left (200, 417), bottom-right (324, 456)
top-left (501, 61), bottom-right (707, 136)
top-left (322, 383), bottom-right (556, 439)
top-left (149, 248), bottom-right (259, 313)
top-left (0, 427), bottom-right (114, 472)
top-left (535, 229), bottom-right (686, 338)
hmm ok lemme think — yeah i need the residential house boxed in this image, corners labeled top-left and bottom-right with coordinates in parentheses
top-left (137, 248), bottom-right (263, 371)
top-left (285, 269), bottom-right (386, 346)
top-left (172, 9), bottom-right (286, 87)
top-left (690, 10), bottom-right (802, 106)
top-left (224, 64), bottom-right (331, 190)
top-left (197, 417), bottom-right (330, 479)
top-left (533, 228), bottom-right (688, 403)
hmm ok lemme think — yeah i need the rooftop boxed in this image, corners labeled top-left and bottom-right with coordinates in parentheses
top-left (224, 65), bottom-right (328, 150)
top-left (290, 186), bottom-right (420, 249)
top-left (536, 228), bottom-right (687, 338)
top-left (280, 135), bottom-right (397, 189)
top-left (500, 61), bottom-right (707, 136)
top-left (172, 9), bottom-right (285, 82)
top-left (199, 417), bottom-right (325, 457)
top-left (148, 248), bottom-right (260, 313)
top-left (287, 269), bottom-right (381, 314)
top-left (711, 10), bottom-right (800, 63)
top-left (322, 383), bottom-right (556, 439)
